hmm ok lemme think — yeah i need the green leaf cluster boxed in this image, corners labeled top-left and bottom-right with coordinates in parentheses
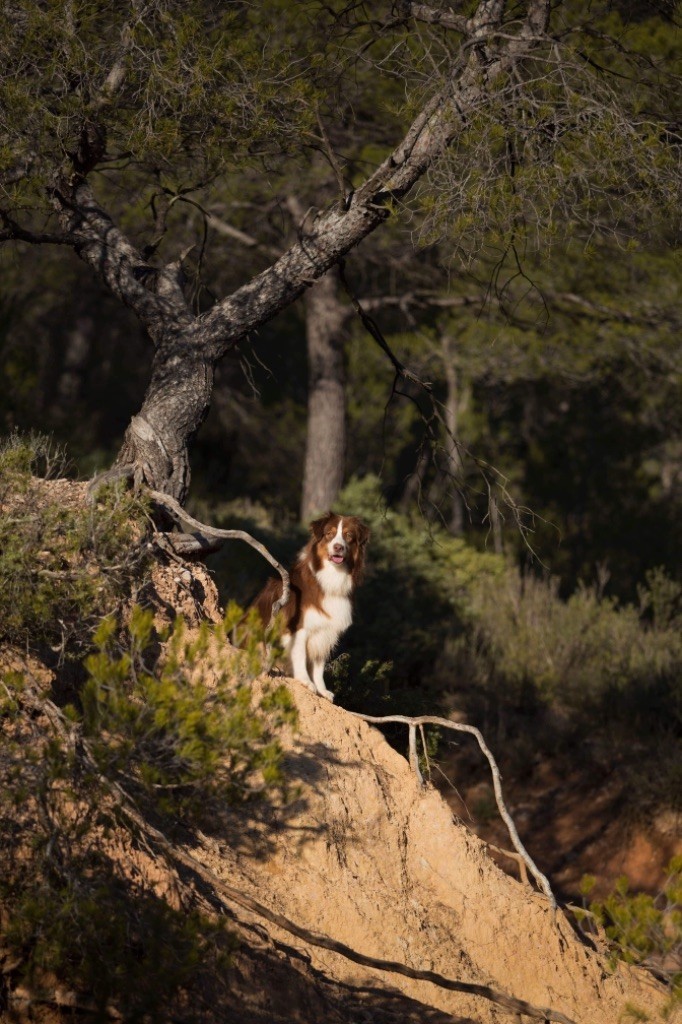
top-left (0, 432), bottom-right (150, 653)
top-left (0, 602), bottom-right (297, 1018)
top-left (445, 566), bottom-right (682, 733)
top-left (81, 604), bottom-right (297, 818)
top-left (577, 859), bottom-right (682, 1004)
top-left (0, 0), bottom-right (328, 207)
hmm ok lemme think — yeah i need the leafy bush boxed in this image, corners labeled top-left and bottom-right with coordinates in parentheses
top-left (0, 432), bottom-right (150, 653)
top-left (447, 568), bottom-right (682, 731)
top-left (82, 603), bottom-right (297, 818)
top-left (577, 861), bottom-right (682, 1006)
top-left (0, 605), bottom-right (296, 1020)
top-left (0, 434), bottom-right (299, 1018)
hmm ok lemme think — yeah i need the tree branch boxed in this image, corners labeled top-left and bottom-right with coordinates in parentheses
top-left (0, 209), bottom-right (73, 246)
top-left (348, 711), bottom-right (557, 909)
top-left (401, 2), bottom-right (468, 34)
top-left (54, 181), bottom-right (193, 342)
top-left (195, 0), bottom-right (540, 357)
top-left (147, 490), bottom-right (290, 618)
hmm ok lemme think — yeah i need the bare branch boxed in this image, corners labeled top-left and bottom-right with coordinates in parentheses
top-left (315, 106), bottom-right (348, 205)
top-left (147, 490), bottom-right (290, 617)
top-left (0, 209), bottom-right (72, 246)
top-left (348, 711), bottom-right (557, 909)
top-left (402, 3), bottom-right (468, 34)
top-left (91, 20), bottom-right (134, 111)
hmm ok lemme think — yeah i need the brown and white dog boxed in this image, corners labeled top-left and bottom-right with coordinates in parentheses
top-left (254, 512), bottom-right (370, 702)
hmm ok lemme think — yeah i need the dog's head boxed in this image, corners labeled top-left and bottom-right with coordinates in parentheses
top-left (309, 511), bottom-right (370, 583)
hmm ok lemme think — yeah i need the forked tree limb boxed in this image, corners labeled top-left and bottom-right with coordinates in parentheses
top-left (348, 712), bottom-right (556, 909)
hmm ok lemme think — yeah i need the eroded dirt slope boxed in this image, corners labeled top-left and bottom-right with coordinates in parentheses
top-left (194, 674), bottom-right (677, 1024)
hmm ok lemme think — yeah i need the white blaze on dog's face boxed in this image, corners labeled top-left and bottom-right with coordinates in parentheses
top-left (327, 518), bottom-right (347, 565)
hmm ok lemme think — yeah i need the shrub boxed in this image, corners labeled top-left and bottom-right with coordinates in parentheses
top-left (0, 434), bottom-right (298, 1018)
top-left (0, 432), bottom-right (150, 653)
top-left (0, 605), bottom-right (296, 1020)
top-left (81, 603), bottom-right (297, 819)
top-left (577, 862), bottom-right (682, 1006)
top-left (446, 569), bottom-right (682, 729)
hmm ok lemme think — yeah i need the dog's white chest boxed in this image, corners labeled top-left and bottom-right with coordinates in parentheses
top-left (303, 594), bottom-right (352, 662)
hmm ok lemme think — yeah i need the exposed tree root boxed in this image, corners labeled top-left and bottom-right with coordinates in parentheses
top-left (348, 712), bottom-right (556, 910)
top-left (146, 489), bottom-right (290, 617)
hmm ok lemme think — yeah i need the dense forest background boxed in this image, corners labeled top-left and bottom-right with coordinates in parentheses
top-left (1, 0), bottom-right (681, 895)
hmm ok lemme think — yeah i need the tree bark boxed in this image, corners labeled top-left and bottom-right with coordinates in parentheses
top-left (115, 340), bottom-right (214, 500)
top-left (300, 271), bottom-right (348, 522)
top-left (35, 0), bottom-right (550, 503)
top-left (442, 335), bottom-right (470, 535)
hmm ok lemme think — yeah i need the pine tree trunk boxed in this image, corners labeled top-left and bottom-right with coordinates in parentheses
top-left (115, 336), bottom-right (214, 502)
top-left (442, 335), bottom-right (469, 535)
top-left (300, 272), bottom-right (348, 522)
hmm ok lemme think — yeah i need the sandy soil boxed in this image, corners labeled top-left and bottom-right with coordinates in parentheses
top-left (191, 672), bottom-right (678, 1024)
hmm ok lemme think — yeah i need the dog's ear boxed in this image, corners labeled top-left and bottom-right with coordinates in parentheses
top-left (309, 512), bottom-right (333, 541)
top-left (357, 520), bottom-right (370, 548)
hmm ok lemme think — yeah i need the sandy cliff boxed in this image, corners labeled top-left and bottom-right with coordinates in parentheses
top-left (193, 671), bottom-right (675, 1024)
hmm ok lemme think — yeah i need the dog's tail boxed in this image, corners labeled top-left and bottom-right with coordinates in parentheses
top-left (231, 577), bottom-right (285, 647)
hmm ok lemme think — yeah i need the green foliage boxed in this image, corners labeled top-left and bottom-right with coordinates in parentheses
top-left (81, 604), bottom-right (297, 818)
top-left (0, 600), bottom-right (297, 1018)
top-left (0, 432), bottom-right (150, 653)
top-left (0, 435), bottom-right (299, 1017)
top-left (577, 860), bottom-right (682, 1003)
top-left (448, 569), bottom-right (682, 732)
top-left (0, 0), bottom-right (323, 206)
top-left (1, 864), bottom-right (235, 1023)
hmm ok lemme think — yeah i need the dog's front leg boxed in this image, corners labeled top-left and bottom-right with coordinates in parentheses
top-left (311, 660), bottom-right (335, 703)
top-left (289, 629), bottom-right (315, 692)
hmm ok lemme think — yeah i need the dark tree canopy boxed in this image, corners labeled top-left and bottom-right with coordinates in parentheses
top-left (1, 0), bottom-right (680, 500)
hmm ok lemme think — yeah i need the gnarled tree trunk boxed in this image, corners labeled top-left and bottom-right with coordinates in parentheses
top-left (116, 342), bottom-right (214, 501)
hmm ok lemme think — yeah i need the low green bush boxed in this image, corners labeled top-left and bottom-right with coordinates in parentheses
top-left (0, 604), bottom-right (296, 1020)
top-left (0, 433), bottom-right (299, 1019)
top-left (82, 603), bottom-right (297, 819)
top-left (0, 432), bottom-right (150, 654)
top-left (577, 861), bottom-right (681, 1007)
top-left (447, 568), bottom-right (682, 730)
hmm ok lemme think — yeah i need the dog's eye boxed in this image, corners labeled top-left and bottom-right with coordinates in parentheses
top-left (345, 533), bottom-right (355, 542)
